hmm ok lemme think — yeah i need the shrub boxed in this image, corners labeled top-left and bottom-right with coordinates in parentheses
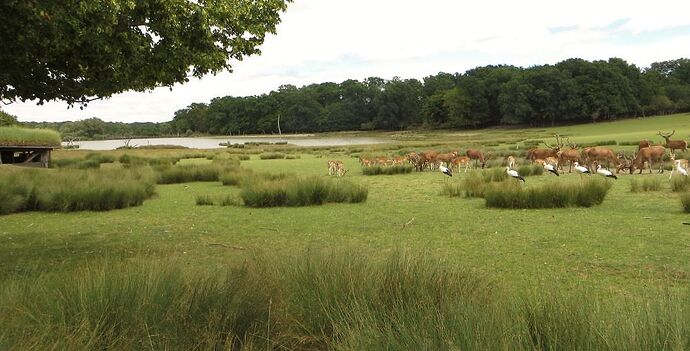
top-left (240, 176), bottom-right (367, 207)
top-left (670, 176), bottom-right (690, 192)
top-left (259, 153), bottom-right (285, 160)
top-left (195, 195), bottom-right (215, 206)
top-left (681, 193), bottom-right (690, 213)
top-left (362, 165), bottom-right (413, 175)
top-left (485, 178), bottom-right (612, 209)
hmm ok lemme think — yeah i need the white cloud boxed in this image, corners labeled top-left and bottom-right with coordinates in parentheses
top-left (4, 0), bottom-right (690, 122)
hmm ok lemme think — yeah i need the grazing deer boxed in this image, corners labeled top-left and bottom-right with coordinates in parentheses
top-left (466, 149), bottom-right (486, 169)
top-left (581, 147), bottom-right (621, 172)
top-left (544, 156), bottom-right (559, 166)
top-left (670, 153), bottom-right (689, 178)
top-left (557, 149), bottom-right (580, 173)
top-left (658, 130), bottom-right (688, 154)
top-left (335, 161), bottom-right (347, 177)
top-left (420, 150), bottom-right (439, 170)
top-left (436, 151), bottom-right (458, 168)
top-left (630, 145), bottom-right (666, 174)
top-left (406, 152), bottom-right (423, 171)
top-left (532, 158), bottom-right (546, 166)
top-left (527, 134), bottom-right (562, 162)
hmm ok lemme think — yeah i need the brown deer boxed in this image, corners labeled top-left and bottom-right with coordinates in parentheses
top-left (557, 138), bottom-right (580, 173)
top-left (658, 130), bottom-right (687, 154)
top-left (526, 134), bottom-right (562, 162)
top-left (451, 156), bottom-right (471, 172)
top-left (436, 151), bottom-right (458, 168)
top-left (581, 147), bottom-right (621, 172)
top-left (420, 150), bottom-right (439, 170)
top-left (638, 140), bottom-right (651, 150)
top-left (630, 145), bottom-right (666, 174)
top-left (465, 149), bottom-right (485, 169)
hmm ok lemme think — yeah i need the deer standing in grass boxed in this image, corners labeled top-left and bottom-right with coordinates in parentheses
top-left (581, 147), bottom-right (621, 172)
top-left (630, 145), bottom-right (666, 174)
top-left (466, 149), bottom-right (486, 169)
top-left (527, 134), bottom-right (562, 163)
top-left (658, 130), bottom-right (687, 154)
top-left (670, 153), bottom-right (689, 178)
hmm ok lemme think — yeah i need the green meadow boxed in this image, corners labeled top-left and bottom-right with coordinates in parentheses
top-left (1, 114), bottom-right (690, 349)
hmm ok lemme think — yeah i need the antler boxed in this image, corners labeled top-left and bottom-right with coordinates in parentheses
top-left (543, 134), bottom-right (562, 150)
top-left (658, 130), bottom-right (675, 138)
top-left (565, 137), bottom-right (578, 149)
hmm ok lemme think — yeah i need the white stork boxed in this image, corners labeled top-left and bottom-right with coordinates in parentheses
top-left (543, 163), bottom-right (559, 176)
top-left (506, 167), bottom-right (525, 182)
top-left (439, 164), bottom-right (453, 178)
top-left (574, 162), bottom-right (590, 175)
top-left (596, 164), bottom-right (618, 179)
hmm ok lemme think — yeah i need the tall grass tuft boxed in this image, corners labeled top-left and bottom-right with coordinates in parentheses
top-left (630, 177), bottom-right (664, 192)
top-left (0, 168), bottom-right (156, 214)
top-left (517, 164), bottom-right (544, 177)
top-left (670, 176), bottom-right (690, 192)
top-left (240, 176), bottom-right (367, 207)
top-left (485, 178), bottom-right (612, 209)
top-left (681, 193), bottom-right (690, 213)
top-left (259, 152), bottom-right (286, 160)
top-left (362, 165), bottom-right (414, 175)
top-left (157, 164), bottom-right (237, 184)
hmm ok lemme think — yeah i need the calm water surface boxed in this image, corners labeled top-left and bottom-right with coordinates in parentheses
top-left (67, 136), bottom-right (389, 150)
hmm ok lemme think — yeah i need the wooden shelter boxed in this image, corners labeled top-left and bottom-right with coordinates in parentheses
top-left (0, 145), bottom-right (53, 168)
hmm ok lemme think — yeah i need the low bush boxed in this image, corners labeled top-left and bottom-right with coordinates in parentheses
top-left (517, 164), bottom-right (544, 177)
top-left (240, 176), bottom-right (368, 207)
top-left (630, 177), bottom-right (663, 192)
top-left (485, 178), bottom-right (612, 209)
top-left (362, 165), bottom-right (413, 175)
top-left (157, 164), bottom-right (237, 184)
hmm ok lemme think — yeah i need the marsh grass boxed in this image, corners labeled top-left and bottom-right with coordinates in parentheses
top-left (518, 164), bottom-right (545, 177)
top-left (0, 168), bottom-right (156, 214)
top-left (362, 165), bottom-right (414, 175)
top-left (485, 178), bottom-right (612, 209)
top-left (240, 176), bottom-right (368, 207)
top-left (0, 126), bottom-right (61, 146)
top-left (157, 163), bottom-right (238, 184)
top-left (630, 177), bottom-right (664, 192)
top-left (670, 176), bottom-right (690, 192)
top-left (2, 250), bottom-right (690, 350)
top-left (259, 152), bottom-right (286, 160)
top-left (681, 193), bottom-right (690, 213)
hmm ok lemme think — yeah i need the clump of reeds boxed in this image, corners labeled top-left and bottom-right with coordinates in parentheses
top-left (630, 177), bottom-right (663, 192)
top-left (240, 176), bottom-right (368, 207)
top-left (670, 176), bottom-right (690, 192)
top-left (517, 164), bottom-right (544, 177)
top-left (259, 152), bottom-right (285, 160)
top-left (681, 193), bottom-right (690, 213)
top-left (362, 165), bottom-right (413, 175)
top-left (0, 168), bottom-right (156, 214)
top-left (485, 178), bottom-right (612, 209)
top-left (195, 194), bottom-right (243, 206)
top-left (157, 164), bottom-right (237, 184)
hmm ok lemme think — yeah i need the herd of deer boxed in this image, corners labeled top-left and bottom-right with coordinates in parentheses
top-left (327, 130), bottom-right (689, 178)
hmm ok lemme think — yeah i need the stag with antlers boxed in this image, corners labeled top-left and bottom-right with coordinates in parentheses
top-left (527, 134), bottom-right (562, 163)
top-left (658, 130), bottom-right (687, 154)
top-left (581, 147), bottom-right (621, 173)
top-left (630, 145), bottom-right (666, 174)
top-left (557, 137), bottom-right (580, 173)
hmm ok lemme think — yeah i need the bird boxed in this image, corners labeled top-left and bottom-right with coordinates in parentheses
top-left (543, 163), bottom-right (559, 176)
top-left (506, 167), bottom-right (525, 182)
top-left (674, 160), bottom-right (688, 177)
top-left (596, 164), bottom-right (618, 179)
top-left (439, 164), bottom-right (453, 177)
top-left (574, 162), bottom-right (590, 175)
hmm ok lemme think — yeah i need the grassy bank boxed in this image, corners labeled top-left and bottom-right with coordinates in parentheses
top-left (0, 126), bottom-right (61, 146)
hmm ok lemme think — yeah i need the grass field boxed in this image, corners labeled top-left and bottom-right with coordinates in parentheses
top-left (2, 114), bottom-right (690, 349)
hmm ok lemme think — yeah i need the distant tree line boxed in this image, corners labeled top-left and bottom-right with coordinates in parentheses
top-left (4, 57), bottom-right (690, 139)
top-left (171, 58), bottom-right (690, 134)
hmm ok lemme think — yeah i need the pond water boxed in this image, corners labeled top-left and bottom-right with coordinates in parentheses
top-left (66, 136), bottom-right (389, 150)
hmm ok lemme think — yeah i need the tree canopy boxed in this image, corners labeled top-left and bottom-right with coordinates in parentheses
top-left (0, 0), bottom-right (291, 105)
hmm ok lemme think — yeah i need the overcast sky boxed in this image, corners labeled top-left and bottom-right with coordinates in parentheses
top-left (5, 0), bottom-right (690, 123)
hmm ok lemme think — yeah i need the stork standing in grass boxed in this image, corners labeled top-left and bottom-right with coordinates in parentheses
top-left (596, 164), bottom-right (618, 179)
top-left (506, 167), bottom-right (525, 182)
top-left (439, 164), bottom-right (453, 181)
top-left (543, 162), bottom-right (559, 176)
top-left (574, 161), bottom-right (591, 181)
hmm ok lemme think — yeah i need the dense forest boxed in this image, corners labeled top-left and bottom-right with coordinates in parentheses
top-left (4, 57), bottom-right (690, 139)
